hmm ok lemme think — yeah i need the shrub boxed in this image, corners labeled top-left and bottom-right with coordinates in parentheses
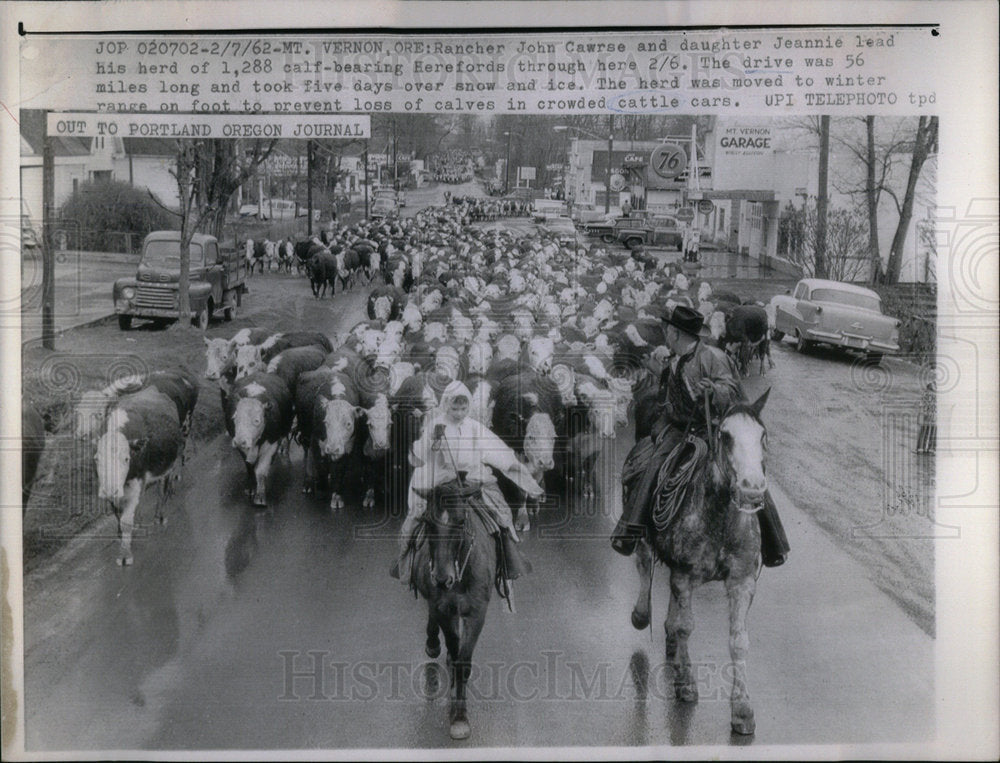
top-left (57, 179), bottom-right (177, 253)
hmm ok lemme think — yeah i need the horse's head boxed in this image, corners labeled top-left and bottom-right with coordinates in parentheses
top-left (714, 388), bottom-right (770, 513)
top-left (415, 480), bottom-right (481, 590)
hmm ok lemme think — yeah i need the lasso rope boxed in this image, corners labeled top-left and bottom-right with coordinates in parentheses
top-left (652, 436), bottom-right (709, 533)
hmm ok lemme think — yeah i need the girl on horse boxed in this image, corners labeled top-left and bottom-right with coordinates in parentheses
top-left (393, 380), bottom-right (542, 585)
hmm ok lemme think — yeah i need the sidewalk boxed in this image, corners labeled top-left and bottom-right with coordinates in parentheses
top-left (18, 249), bottom-right (136, 346)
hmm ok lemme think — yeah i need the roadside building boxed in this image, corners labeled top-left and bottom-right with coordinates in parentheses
top-left (562, 117), bottom-right (935, 282)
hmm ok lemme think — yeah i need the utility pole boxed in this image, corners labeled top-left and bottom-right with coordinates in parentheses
top-left (504, 130), bottom-right (512, 194)
top-left (392, 118), bottom-right (398, 191)
top-left (307, 140), bottom-right (314, 237)
top-left (363, 141), bottom-right (370, 219)
top-left (605, 114), bottom-right (615, 214)
top-left (815, 115), bottom-right (831, 279)
top-left (41, 112), bottom-right (55, 350)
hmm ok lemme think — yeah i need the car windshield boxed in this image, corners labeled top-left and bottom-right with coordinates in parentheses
top-left (810, 288), bottom-right (881, 312)
top-left (141, 240), bottom-right (203, 268)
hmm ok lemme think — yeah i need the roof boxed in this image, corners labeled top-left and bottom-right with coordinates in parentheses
top-left (19, 109), bottom-right (92, 156)
top-left (122, 138), bottom-right (178, 156)
top-left (800, 278), bottom-right (880, 298)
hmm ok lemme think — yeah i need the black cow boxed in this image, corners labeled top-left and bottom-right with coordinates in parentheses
top-left (723, 304), bottom-right (773, 376)
top-left (307, 250), bottom-right (338, 298)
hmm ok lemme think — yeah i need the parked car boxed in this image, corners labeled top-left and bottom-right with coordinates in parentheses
top-left (540, 215), bottom-right (578, 246)
top-left (370, 197), bottom-right (399, 221)
top-left (615, 214), bottom-right (684, 251)
top-left (112, 231), bottom-right (246, 330)
top-left (769, 278), bottom-right (901, 361)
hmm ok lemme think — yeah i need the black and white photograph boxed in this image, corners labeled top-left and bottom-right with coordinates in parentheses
top-left (2, 1), bottom-right (997, 759)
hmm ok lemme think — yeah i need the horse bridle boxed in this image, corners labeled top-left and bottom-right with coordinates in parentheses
top-left (708, 405), bottom-right (767, 514)
top-left (422, 502), bottom-right (476, 585)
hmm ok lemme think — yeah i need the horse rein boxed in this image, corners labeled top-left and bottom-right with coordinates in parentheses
top-left (424, 508), bottom-right (476, 585)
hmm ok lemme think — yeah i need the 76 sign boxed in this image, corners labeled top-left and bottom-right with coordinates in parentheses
top-left (650, 143), bottom-right (687, 179)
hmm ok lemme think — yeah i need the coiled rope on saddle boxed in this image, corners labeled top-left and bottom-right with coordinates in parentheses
top-left (652, 435), bottom-right (709, 533)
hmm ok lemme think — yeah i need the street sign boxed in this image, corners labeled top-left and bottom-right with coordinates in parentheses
top-left (519, 166), bottom-right (536, 181)
top-left (650, 143), bottom-right (687, 179)
top-left (676, 207), bottom-right (695, 223)
top-left (46, 112), bottom-right (371, 138)
top-left (697, 198), bottom-right (715, 214)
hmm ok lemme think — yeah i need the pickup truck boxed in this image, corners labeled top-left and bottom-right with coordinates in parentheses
top-left (615, 214), bottom-right (684, 251)
top-left (113, 231), bottom-right (246, 330)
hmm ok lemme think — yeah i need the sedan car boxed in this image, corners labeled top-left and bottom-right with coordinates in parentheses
top-left (539, 215), bottom-right (579, 246)
top-left (769, 278), bottom-right (901, 361)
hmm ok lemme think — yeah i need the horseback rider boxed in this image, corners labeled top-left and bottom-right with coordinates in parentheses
top-left (392, 380), bottom-right (540, 585)
top-left (611, 305), bottom-right (790, 567)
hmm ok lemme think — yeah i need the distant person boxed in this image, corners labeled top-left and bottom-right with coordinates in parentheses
top-left (621, 199), bottom-right (632, 217)
top-left (916, 381), bottom-right (936, 454)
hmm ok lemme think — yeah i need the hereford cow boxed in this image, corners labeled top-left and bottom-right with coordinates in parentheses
top-left (74, 368), bottom-right (199, 447)
top-left (95, 389), bottom-right (186, 565)
top-left (491, 371), bottom-right (562, 532)
top-left (296, 368), bottom-right (362, 510)
top-left (266, 346), bottom-right (328, 396)
top-left (226, 372), bottom-right (294, 507)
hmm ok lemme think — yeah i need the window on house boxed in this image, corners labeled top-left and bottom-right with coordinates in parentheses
top-left (718, 207), bottom-right (725, 231)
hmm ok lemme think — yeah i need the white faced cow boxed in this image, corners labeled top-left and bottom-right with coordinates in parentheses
top-left (226, 373), bottom-right (295, 507)
top-left (95, 389), bottom-right (186, 565)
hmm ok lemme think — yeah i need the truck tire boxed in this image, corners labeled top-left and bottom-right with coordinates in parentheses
top-left (118, 315), bottom-right (132, 331)
top-left (771, 328), bottom-right (785, 342)
top-left (223, 298), bottom-right (237, 322)
top-left (625, 237), bottom-right (643, 250)
top-left (192, 305), bottom-right (210, 331)
top-left (601, 233), bottom-right (615, 244)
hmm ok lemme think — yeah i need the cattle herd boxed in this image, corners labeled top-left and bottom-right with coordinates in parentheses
top-left (22, 198), bottom-right (776, 567)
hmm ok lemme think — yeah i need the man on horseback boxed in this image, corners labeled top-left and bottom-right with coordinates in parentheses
top-left (611, 305), bottom-right (789, 567)
top-left (392, 380), bottom-right (541, 587)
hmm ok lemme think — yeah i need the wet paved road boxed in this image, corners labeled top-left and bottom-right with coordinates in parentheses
top-left (23, 399), bottom-right (933, 751)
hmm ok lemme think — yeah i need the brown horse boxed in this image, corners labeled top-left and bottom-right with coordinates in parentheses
top-left (412, 479), bottom-right (498, 740)
top-left (630, 389), bottom-right (770, 736)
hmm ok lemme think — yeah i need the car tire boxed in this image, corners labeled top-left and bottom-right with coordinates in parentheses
top-left (601, 233), bottom-right (615, 244)
top-left (794, 330), bottom-right (812, 354)
top-left (223, 300), bottom-right (237, 322)
top-left (865, 352), bottom-right (884, 365)
top-left (625, 237), bottom-right (643, 250)
top-left (771, 328), bottom-right (785, 342)
top-left (118, 315), bottom-right (132, 331)
top-left (192, 305), bottom-right (210, 331)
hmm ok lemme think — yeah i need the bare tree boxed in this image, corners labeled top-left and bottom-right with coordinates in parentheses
top-left (882, 116), bottom-right (938, 284)
top-left (156, 138), bottom-right (277, 328)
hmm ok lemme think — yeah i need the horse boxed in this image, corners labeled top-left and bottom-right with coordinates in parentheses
top-left (411, 479), bottom-right (498, 741)
top-left (629, 388), bottom-right (771, 736)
